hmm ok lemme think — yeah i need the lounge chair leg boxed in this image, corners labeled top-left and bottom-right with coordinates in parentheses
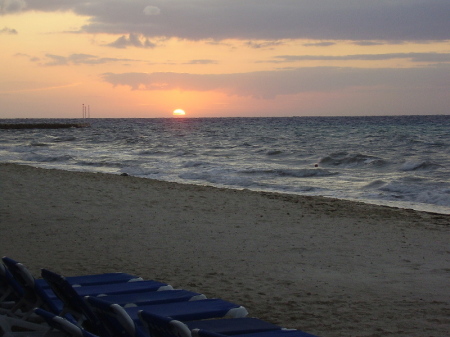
top-left (0, 315), bottom-right (49, 336)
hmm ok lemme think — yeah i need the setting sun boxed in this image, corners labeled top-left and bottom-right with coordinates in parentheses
top-left (173, 109), bottom-right (186, 116)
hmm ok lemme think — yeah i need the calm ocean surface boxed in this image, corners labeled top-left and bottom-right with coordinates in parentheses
top-left (1, 116), bottom-right (449, 214)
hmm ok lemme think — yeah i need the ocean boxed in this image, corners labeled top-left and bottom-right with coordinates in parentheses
top-left (1, 115), bottom-right (449, 214)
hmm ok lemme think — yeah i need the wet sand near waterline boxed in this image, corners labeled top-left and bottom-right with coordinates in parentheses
top-left (1, 163), bottom-right (449, 337)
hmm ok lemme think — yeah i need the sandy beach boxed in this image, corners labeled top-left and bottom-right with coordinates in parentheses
top-left (0, 163), bottom-right (449, 337)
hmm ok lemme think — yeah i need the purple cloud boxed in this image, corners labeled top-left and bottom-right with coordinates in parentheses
top-left (3, 1), bottom-right (449, 41)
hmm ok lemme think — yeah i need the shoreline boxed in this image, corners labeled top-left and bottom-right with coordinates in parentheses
top-left (1, 163), bottom-right (449, 336)
top-left (3, 162), bottom-right (450, 216)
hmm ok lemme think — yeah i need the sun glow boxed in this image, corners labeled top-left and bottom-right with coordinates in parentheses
top-left (173, 109), bottom-right (186, 116)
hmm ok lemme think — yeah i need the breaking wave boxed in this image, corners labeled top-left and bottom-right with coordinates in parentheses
top-left (319, 152), bottom-right (387, 168)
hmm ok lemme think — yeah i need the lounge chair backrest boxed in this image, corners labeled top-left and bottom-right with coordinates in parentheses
top-left (138, 310), bottom-right (192, 337)
top-left (41, 268), bottom-right (98, 323)
top-left (85, 296), bottom-right (146, 337)
top-left (0, 261), bottom-right (23, 301)
top-left (2, 257), bottom-right (35, 290)
top-left (34, 308), bottom-right (98, 337)
top-left (1, 256), bottom-right (58, 313)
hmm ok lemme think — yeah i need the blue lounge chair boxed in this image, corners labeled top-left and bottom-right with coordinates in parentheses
top-left (41, 267), bottom-right (208, 333)
top-left (0, 262), bottom-right (24, 313)
top-left (139, 311), bottom-right (282, 337)
top-left (193, 329), bottom-right (319, 337)
top-left (40, 268), bottom-right (175, 334)
top-left (2, 257), bottom-right (151, 318)
top-left (2, 260), bottom-right (171, 312)
top-left (40, 269), bottom-right (171, 307)
top-left (0, 262), bottom-right (52, 335)
top-left (85, 296), bottom-right (248, 337)
top-left (97, 289), bottom-right (207, 307)
top-left (1, 259), bottom-right (62, 318)
top-left (2, 257), bottom-right (143, 287)
top-left (1, 256), bottom-right (143, 335)
top-left (34, 308), bottom-right (99, 337)
top-left (42, 268), bottom-right (205, 309)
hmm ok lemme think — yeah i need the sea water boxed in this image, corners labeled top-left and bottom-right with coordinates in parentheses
top-left (1, 115), bottom-right (449, 214)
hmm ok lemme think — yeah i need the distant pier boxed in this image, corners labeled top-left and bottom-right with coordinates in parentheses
top-left (0, 123), bottom-right (90, 130)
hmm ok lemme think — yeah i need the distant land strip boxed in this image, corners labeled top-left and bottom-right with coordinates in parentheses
top-left (0, 123), bottom-right (90, 130)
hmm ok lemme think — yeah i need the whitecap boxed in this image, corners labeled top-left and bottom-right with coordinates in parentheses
top-left (364, 180), bottom-right (387, 189)
top-left (400, 161), bottom-right (441, 171)
top-left (319, 152), bottom-right (383, 168)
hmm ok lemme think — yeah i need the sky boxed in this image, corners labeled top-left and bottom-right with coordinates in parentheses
top-left (1, 0), bottom-right (449, 118)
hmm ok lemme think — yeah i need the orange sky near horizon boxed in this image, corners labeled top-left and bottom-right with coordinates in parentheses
top-left (1, 2), bottom-right (449, 118)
